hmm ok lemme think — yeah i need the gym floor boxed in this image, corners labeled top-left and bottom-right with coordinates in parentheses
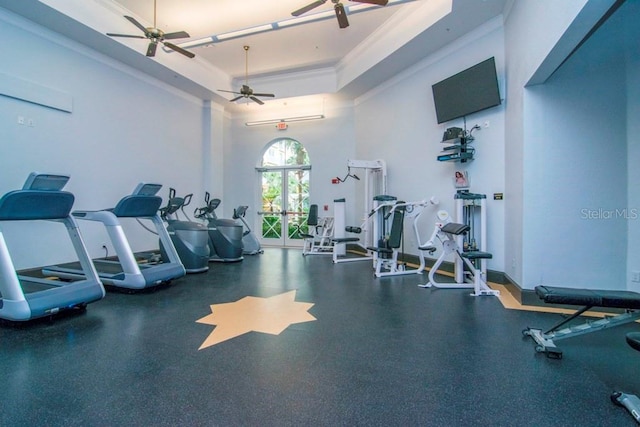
top-left (1, 248), bottom-right (638, 426)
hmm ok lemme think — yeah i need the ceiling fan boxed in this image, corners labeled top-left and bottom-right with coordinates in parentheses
top-left (292, 0), bottom-right (389, 29)
top-left (219, 46), bottom-right (275, 106)
top-left (106, 0), bottom-right (194, 59)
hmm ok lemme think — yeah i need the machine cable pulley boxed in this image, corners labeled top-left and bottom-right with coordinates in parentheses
top-left (335, 167), bottom-right (360, 183)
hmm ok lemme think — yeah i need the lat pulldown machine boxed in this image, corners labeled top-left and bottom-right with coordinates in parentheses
top-left (332, 159), bottom-right (387, 264)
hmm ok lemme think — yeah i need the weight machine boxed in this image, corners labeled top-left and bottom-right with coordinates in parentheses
top-left (418, 192), bottom-right (499, 297)
top-left (367, 198), bottom-right (439, 278)
top-left (300, 204), bottom-right (334, 256)
top-left (332, 159), bottom-right (387, 263)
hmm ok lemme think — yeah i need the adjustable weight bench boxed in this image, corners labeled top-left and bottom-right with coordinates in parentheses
top-left (523, 285), bottom-right (640, 359)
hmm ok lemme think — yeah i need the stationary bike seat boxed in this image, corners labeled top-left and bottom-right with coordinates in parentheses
top-left (626, 332), bottom-right (640, 352)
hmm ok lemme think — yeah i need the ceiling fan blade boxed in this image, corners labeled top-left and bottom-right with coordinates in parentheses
top-left (229, 95), bottom-right (244, 102)
top-left (146, 41), bottom-right (158, 57)
top-left (292, 0), bottom-right (327, 16)
top-left (124, 16), bottom-right (148, 34)
top-left (252, 93), bottom-right (275, 98)
top-left (335, 3), bottom-right (349, 28)
top-left (249, 96), bottom-right (265, 105)
top-left (163, 30), bottom-right (191, 40)
top-left (164, 42), bottom-right (195, 58)
top-left (106, 33), bottom-right (146, 39)
top-left (218, 89), bottom-right (242, 94)
top-left (349, 0), bottom-right (389, 5)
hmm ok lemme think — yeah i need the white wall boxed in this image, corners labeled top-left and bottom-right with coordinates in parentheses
top-left (353, 19), bottom-right (506, 271)
top-left (625, 0), bottom-right (640, 291)
top-left (504, 0), bottom-right (633, 290)
top-left (503, 0), bottom-right (602, 288)
top-left (0, 9), bottom-right (211, 269)
top-left (523, 35), bottom-right (627, 289)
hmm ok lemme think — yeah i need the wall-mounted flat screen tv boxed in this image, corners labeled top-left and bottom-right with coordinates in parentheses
top-left (432, 57), bottom-right (501, 124)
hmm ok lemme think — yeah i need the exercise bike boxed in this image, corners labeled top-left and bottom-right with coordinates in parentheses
top-left (159, 188), bottom-right (210, 273)
top-left (194, 192), bottom-right (244, 262)
top-left (233, 205), bottom-right (263, 255)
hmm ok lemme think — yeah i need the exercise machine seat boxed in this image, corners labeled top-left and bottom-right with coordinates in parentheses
top-left (461, 250), bottom-right (493, 260)
top-left (299, 204), bottom-right (319, 239)
top-left (440, 222), bottom-right (469, 235)
top-left (627, 332), bottom-right (640, 352)
top-left (535, 285), bottom-right (640, 309)
top-left (367, 206), bottom-right (404, 253)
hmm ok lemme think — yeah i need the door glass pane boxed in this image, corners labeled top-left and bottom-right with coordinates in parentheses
top-left (286, 169), bottom-right (309, 241)
top-left (261, 171), bottom-right (282, 239)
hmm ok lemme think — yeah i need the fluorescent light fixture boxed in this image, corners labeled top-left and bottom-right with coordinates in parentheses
top-left (175, 0), bottom-right (417, 50)
top-left (216, 24), bottom-right (275, 41)
top-left (245, 115), bottom-right (325, 126)
top-left (283, 114), bottom-right (325, 123)
top-left (178, 36), bottom-right (214, 50)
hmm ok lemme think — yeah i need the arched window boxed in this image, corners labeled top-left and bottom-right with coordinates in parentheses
top-left (261, 138), bottom-right (310, 167)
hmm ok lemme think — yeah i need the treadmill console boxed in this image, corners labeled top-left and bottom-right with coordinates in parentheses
top-left (22, 172), bottom-right (70, 191)
top-left (132, 183), bottom-right (162, 196)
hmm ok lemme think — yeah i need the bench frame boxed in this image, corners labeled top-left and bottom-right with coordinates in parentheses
top-left (523, 285), bottom-right (640, 358)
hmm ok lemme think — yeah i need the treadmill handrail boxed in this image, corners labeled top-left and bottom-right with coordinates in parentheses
top-left (73, 210), bottom-right (122, 226)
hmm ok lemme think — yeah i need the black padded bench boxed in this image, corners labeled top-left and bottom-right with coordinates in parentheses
top-left (441, 223), bottom-right (494, 262)
top-left (332, 226), bottom-right (372, 264)
top-left (523, 285), bottom-right (640, 358)
top-left (332, 226), bottom-right (362, 245)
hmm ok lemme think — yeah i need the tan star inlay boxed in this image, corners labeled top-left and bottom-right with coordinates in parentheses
top-left (196, 290), bottom-right (316, 350)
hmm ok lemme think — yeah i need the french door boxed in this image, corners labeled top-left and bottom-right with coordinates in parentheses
top-left (258, 166), bottom-right (310, 247)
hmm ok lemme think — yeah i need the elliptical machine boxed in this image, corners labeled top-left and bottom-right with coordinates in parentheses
top-left (159, 188), bottom-right (210, 273)
top-left (194, 192), bottom-right (244, 262)
top-left (233, 205), bottom-right (263, 255)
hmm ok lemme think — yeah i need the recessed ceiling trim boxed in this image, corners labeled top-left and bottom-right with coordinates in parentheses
top-left (174, 0), bottom-right (418, 51)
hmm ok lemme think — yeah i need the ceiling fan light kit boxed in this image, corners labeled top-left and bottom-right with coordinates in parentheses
top-left (107, 0), bottom-right (195, 59)
top-left (218, 46), bottom-right (275, 106)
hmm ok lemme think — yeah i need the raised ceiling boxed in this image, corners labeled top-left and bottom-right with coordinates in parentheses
top-left (0, 0), bottom-right (509, 107)
top-left (110, 0), bottom-right (415, 80)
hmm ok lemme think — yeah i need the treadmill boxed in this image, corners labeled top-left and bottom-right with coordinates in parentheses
top-left (0, 172), bottom-right (105, 321)
top-left (43, 183), bottom-right (186, 290)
